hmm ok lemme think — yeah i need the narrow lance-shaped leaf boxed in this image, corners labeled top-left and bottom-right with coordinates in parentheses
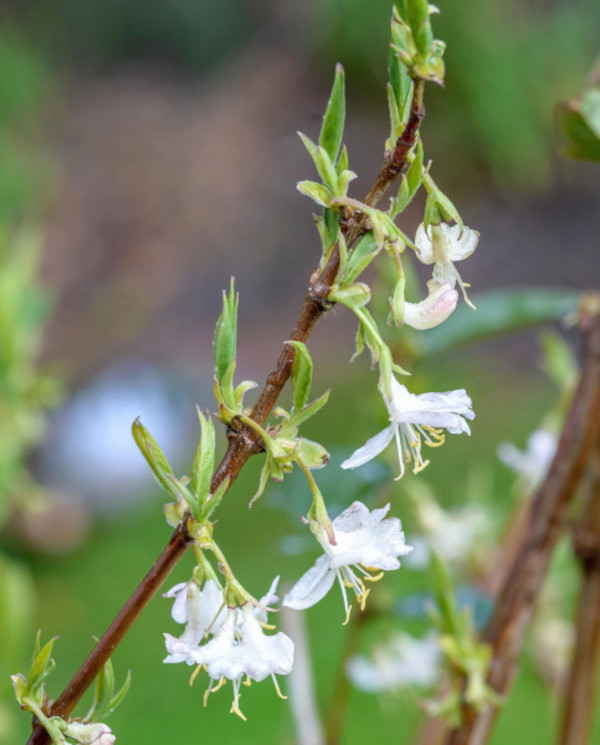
top-left (404, 0), bottom-right (433, 59)
top-left (388, 34), bottom-right (411, 124)
top-left (290, 389), bottom-right (330, 428)
top-left (213, 277), bottom-right (238, 383)
top-left (319, 63), bottom-right (346, 164)
top-left (88, 657), bottom-right (115, 722)
top-left (288, 341), bottom-right (313, 411)
top-left (27, 633), bottom-right (58, 691)
top-left (189, 408), bottom-right (216, 501)
top-left (105, 669), bottom-right (131, 718)
top-left (132, 419), bottom-right (176, 496)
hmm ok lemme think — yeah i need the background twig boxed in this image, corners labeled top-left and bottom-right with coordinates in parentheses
top-left (442, 294), bottom-right (600, 745)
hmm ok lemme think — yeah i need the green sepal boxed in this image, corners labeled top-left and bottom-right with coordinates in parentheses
top-left (319, 63), bottom-right (346, 164)
top-left (189, 408), bottom-right (216, 504)
top-left (289, 389), bottom-right (330, 428)
top-left (288, 341), bottom-right (313, 412)
top-left (297, 439), bottom-right (330, 470)
top-left (213, 278), bottom-right (238, 384)
top-left (329, 282), bottom-right (371, 309)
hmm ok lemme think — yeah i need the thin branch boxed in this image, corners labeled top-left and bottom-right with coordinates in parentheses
top-left (442, 295), bottom-right (600, 745)
top-left (25, 81), bottom-right (426, 745)
top-left (558, 431), bottom-right (600, 745)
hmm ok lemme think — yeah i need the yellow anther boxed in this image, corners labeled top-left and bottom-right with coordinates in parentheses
top-left (342, 604), bottom-right (353, 626)
top-left (190, 665), bottom-right (202, 686)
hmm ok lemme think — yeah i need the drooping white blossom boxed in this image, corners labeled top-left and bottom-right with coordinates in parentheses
top-left (403, 281), bottom-right (459, 330)
top-left (163, 576), bottom-right (293, 719)
top-left (414, 222), bottom-right (479, 307)
top-left (497, 429), bottom-right (557, 492)
top-left (163, 579), bottom-right (226, 664)
top-left (341, 376), bottom-right (474, 479)
top-left (283, 501), bottom-right (412, 621)
top-left (346, 632), bottom-right (440, 693)
top-left (190, 604), bottom-right (294, 719)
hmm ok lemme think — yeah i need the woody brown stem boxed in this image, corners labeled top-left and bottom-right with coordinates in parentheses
top-left (558, 431), bottom-right (600, 745)
top-left (26, 81), bottom-right (426, 745)
top-left (441, 295), bottom-right (600, 745)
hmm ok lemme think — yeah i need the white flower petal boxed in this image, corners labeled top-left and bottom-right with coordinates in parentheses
top-left (414, 223), bottom-right (435, 264)
top-left (282, 554), bottom-right (336, 610)
top-left (404, 283), bottom-right (458, 330)
top-left (446, 224), bottom-right (480, 261)
top-left (341, 425), bottom-right (395, 470)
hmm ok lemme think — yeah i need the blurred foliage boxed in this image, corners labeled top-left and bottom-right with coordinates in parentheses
top-left (306, 0), bottom-right (600, 189)
top-left (19, 0), bottom-right (262, 74)
top-left (0, 28), bottom-right (53, 222)
top-left (556, 57), bottom-right (600, 160)
top-left (0, 229), bottom-right (60, 523)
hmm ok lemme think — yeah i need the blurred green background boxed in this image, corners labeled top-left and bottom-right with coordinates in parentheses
top-left (0, 0), bottom-right (599, 743)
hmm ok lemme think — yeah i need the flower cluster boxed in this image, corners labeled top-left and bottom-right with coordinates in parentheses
top-left (163, 578), bottom-right (294, 719)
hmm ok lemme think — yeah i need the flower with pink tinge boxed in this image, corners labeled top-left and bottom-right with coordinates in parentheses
top-left (403, 281), bottom-right (459, 330)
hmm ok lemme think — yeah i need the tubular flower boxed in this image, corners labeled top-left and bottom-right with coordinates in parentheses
top-left (163, 579), bottom-right (226, 664)
top-left (414, 222), bottom-right (479, 308)
top-left (283, 501), bottom-right (412, 622)
top-left (190, 604), bottom-right (294, 720)
top-left (341, 376), bottom-right (474, 479)
top-left (403, 281), bottom-right (459, 330)
top-left (163, 577), bottom-right (293, 719)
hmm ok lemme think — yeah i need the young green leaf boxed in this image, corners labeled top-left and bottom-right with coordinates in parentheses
top-left (213, 278), bottom-right (238, 383)
top-left (319, 63), bottom-right (346, 164)
top-left (289, 389), bottom-right (330, 428)
top-left (189, 408), bottom-right (216, 502)
top-left (288, 341), bottom-right (313, 412)
top-left (132, 419), bottom-right (176, 495)
top-left (27, 633), bottom-right (58, 691)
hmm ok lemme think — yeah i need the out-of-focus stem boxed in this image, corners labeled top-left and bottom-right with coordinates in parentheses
top-left (25, 81), bottom-right (427, 745)
top-left (441, 295), bottom-right (600, 745)
top-left (322, 611), bottom-right (369, 745)
top-left (558, 432), bottom-right (600, 745)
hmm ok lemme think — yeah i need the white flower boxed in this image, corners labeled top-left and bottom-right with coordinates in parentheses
top-left (163, 577), bottom-right (292, 719)
top-left (283, 501), bottom-right (412, 621)
top-left (190, 604), bottom-right (294, 720)
top-left (497, 429), bottom-right (557, 492)
top-left (341, 376), bottom-right (474, 479)
top-left (414, 222), bottom-right (480, 308)
top-left (403, 282), bottom-right (459, 330)
top-left (63, 722), bottom-right (115, 745)
top-left (406, 495), bottom-right (490, 570)
top-left (163, 579), bottom-right (226, 664)
top-left (346, 632), bottom-right (440, 693)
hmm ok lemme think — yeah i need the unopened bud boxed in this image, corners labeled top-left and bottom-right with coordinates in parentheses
top-left (403, 282), bottom-right (458, 330)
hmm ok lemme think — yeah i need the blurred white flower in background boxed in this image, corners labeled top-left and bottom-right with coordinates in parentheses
top-left (497, 429), bottom-right (557, 492)
top-left (347, 632), bottom-right (441, 693)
